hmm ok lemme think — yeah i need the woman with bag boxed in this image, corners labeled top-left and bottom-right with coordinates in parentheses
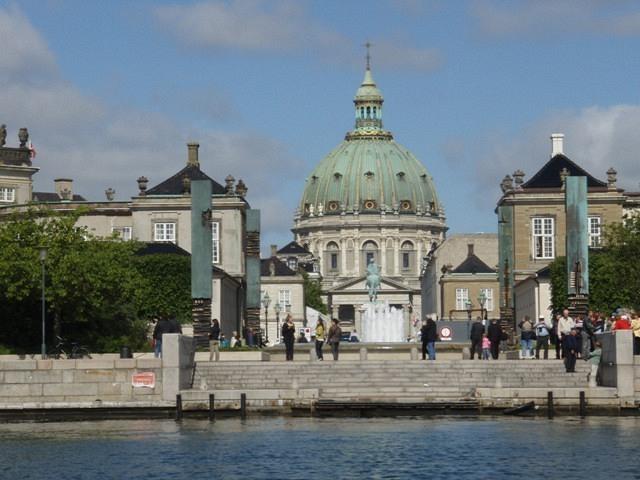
top-left (281, 314), bottom-right (296, 361)
top-left (315, 318), bottom-right (325, 361)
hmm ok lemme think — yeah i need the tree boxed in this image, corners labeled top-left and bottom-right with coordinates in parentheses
top-left (302, 272), bottom-right (327, 314)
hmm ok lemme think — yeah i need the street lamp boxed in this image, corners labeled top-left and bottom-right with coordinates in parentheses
top-left (262, 292), bottom-right (271, 343)
top-left (477, 290), bottom-right (487, 321)
top-left (465, 300), bottom-right (473, 321)
top-left (39, 248), bottom-right (47, 359)
top-left (274, 302), bottom-right (282, 343)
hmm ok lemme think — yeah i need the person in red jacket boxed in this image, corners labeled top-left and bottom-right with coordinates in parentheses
top-left (612, 314), bottom-right (631, 331)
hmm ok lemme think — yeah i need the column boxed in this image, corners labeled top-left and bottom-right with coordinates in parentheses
top-left (393, 238), bottom-right (400, 276)
top-left (341, 238), bottom-right (347, 274)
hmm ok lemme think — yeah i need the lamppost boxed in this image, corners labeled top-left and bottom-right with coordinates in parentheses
top-left (262, 292), bottom-right (271, 344)
top-left (274, 302), bottom-right (282, 343)
top-left (465, 300), bottom-right (473, 340)
top-left (477, 290), bottom-right (487, 322)
top-left (39, 248), bottom-right (47, 359)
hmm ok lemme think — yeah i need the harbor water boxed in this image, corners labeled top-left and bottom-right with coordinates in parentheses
top-left (1, 416), bottom-right (639, 479)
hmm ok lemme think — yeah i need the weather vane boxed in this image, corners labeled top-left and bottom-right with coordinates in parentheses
top-left (364, 41), bottom-right (373, 70)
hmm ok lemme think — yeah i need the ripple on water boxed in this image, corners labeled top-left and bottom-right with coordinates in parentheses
top-left (1, 416), bottom-right (639, 479)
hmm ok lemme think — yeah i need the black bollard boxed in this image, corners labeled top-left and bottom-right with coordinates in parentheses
top-left (176, 394), bottom-right (183, 421)
top-left (547, 391), bottom-right (554, 419)
top-left (209, 393), bottom-right (215, 422)
top-left (240, 393), bottom-right (247, 419)
top-left (579, 391), bottom-right (586, 418)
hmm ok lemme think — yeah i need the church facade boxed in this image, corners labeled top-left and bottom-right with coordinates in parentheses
top-left (291, 65), bottom-right (447, 334)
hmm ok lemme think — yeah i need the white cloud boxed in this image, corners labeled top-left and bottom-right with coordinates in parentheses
top-left (0, 5), bottom-right (303, 246)
top-left (0, 4), bottom-right (57, 82)
top-left (472, 0), bottom-right (640, 37)
top-left (154, 0), bottom-right (443, 71)
top-left (470, 104), bottom-right (640, 207)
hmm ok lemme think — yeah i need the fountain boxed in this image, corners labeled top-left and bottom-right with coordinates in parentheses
top-left (361, 301), bottom-right (405, 342)
top-left (360, 259), bottom-right (405, 342)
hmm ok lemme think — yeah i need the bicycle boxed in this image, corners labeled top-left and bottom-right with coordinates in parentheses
top-left (48, 336), bottom-right (92, 359)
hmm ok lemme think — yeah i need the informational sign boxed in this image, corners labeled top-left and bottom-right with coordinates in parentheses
top-left (132, 372), bottom-right (155, 388)
top-left (438, 326), bottom-right (453, 342)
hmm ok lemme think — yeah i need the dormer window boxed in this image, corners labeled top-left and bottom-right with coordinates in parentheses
top-left (396, 171), bottom-right (405, 179)
top-left (363, 200), bottom-right (377, 210)
top-left (333, 172), bottom-right (342, 180)
top-left (364, 171), bottom-right (374, 179)
top-left (328, 201), bottom-right (339, 212)
top-left (400, 200), bottom-right (411, 211)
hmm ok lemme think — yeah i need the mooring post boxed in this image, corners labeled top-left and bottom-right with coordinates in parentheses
top-left (547, 391), bottom-right (554, 419)
top-left (579, 391), bottom-right (586, 418)
top-left (176, 393), bottom-right (183, 421)
top-left (209, 393), bottom-right (215, 422)
top-left (240, 393), bottom-right (247, 419)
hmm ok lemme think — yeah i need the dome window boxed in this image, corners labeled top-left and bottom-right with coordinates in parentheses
top-left (400, 200), bottom-right (412, 211)
top-left (328, 201), bottom-right (339, 212)
top-left (311, 175), bottom-right (319, 183)
top-left (363, 199), bottom-right (377, 210)
top-left (396, 171), bottom-right (406, 179)
top-left (364, 171), bottom-right (375, 179)
top-left (420, 174), bottom-right (427, 182)
top-left (333, 172), bottom-right (342, 180)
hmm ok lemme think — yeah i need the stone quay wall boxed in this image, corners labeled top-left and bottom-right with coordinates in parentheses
top-left (0, 357), bottom-right (164, 408)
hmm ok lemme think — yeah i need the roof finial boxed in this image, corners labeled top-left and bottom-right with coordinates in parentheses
top-left (364, 41), bottom-right (372, 70)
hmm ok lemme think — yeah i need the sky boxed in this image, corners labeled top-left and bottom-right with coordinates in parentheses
top-left (3, 0), bottom-right (640, 255)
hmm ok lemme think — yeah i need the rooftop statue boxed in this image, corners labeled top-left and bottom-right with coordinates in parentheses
top-left (0, 124), bottom-right (6, 147)
top-left (365, 259), bottom-right (381, 303)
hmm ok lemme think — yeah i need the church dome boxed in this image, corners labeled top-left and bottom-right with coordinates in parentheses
top-left (298, 67), bottom-right (442, 217)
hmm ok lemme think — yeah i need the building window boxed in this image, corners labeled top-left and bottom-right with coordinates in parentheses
top-left (279, 289), bottom-right (291, 312)
top-left (212, 221), bottom-right (220, 263)
top-left (589, 216), bottom-right (602, 248)
top-left (402, 252), bottom-right (410, 269)
top-left (455, 288), bottom-right (469, 311)
top-left (326, 242), bottom-right (339, 272)
top-left (401, 240), bottom-right (414, 270)
top-left (112, 226), bottom-right (132, 241)
top-left (532, 217), bottom-right (554, 259)
top-left (0, 187), bottom-right (15, 203)
top-left (154, 222), bottom-right (176, 243)
top-left (480, 288), bottom-right (493, 312)
top-left (287, 257), bottom-right (297, 270)
top-left (330, 253), bottom-right (338, 270)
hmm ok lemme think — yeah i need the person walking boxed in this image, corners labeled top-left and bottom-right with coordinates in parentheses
top-left (562, 328), bottom-right (580, 373)
top-left (328, 318), bottom-right (342, 361)
top-left (281, 314), bottom-right (296, 361)
top-left (152, 316), bottom-right (171, 358)
top-left (631, 314), bottom-right (640, 356)
top-left (469, 316), bottom-right (484, 360)
top-left (423, 316), bottom-right (438, 360)
top-left (487, 318), bottom-right (503, 360)
top-left (209, 318), bottom-right (221, 361)
top-left (315, 318), bottom-right (325, 361)
top-left (534, 316), bottom-right (550, 360)
top-left (420, 320), bottom-right (429, 360)
top-left (519, 316), bottom-right (534, 359)
top-left (558, 308), bottom-right (575, 358)
top-left (481, 333), bottom-right (491, 360)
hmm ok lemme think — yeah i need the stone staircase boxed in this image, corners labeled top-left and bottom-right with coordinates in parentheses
top-left (185, 360), bottom-right (598, 408)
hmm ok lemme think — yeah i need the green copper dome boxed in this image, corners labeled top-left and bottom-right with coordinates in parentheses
top-left (299, 68), bottom-right (441, 217)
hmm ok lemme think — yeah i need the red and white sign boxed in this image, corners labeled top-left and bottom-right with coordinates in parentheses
top-left (439, 326), bottom-right (452, 342)
top-left (132, 372), bottom-right (156, 388)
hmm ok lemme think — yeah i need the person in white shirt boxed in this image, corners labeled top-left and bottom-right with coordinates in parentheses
top-left (557, 308), bottom-right (575, 358)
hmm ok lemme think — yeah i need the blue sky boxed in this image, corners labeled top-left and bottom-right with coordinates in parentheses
top-left (3, 0), bottom-right (640, 254)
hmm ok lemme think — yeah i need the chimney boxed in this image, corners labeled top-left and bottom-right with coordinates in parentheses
top-left (187, 142), bottom-right (199, 166)
top-left (467, 243), bottom-right (474, 257)
top-left (270, 244), bottom-right (278, 257)
top-left (54, 178), bottom-right (73, 201)
top-left (551, 133), bottom-right (564, 157)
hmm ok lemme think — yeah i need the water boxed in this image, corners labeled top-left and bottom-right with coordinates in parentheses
top-left (1, 416), bottom-right (640, 479)
top-left (361, 301), bottom-right (405, 342)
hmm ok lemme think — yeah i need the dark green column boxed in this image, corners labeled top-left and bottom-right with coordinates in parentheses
top-left (565, 176), bottom-right (589, 317)
top-left (191, 179), bottom-right (213, 348)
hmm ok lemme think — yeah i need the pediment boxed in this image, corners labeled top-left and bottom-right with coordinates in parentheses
top-left (326, 276), bottom-right (415, 293)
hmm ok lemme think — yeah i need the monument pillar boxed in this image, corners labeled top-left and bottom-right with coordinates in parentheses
top-left (245, 209), bottom-right (261, 339)
top-left (190, 179), bottom-right (213, 348)
top-left (565, 176), bottom-right (589, 318)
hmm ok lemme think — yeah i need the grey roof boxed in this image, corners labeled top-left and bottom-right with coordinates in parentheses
top-left (277, 241), bottom-right (311, 255)
top-left (146, 164), bottom-right (226, 195)
top-left (32, 192), bottom-right (87, 202)
top-left (452, 254), bottom-right (495, 274)
top-left (522, 154), bottom-right (607, 189)
top-left (135, 242), bottom-right (190, 256)
top-left (260, 257), bottom-right (297, 276)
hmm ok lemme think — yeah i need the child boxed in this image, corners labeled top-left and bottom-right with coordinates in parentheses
top-left (482, 333), bottom-right (491, 360)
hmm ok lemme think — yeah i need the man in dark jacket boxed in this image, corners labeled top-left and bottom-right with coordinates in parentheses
top-left (152, 317), bottom-right (172, 358)
top-left (469, 317), bottom-right (484, 360)
top-left (562, 328), bottom-right (580, 372)
top-left (420, 316), bottom-right (438, 360)
top-left (168, 317), bottom-right (182, 334)
top-left (487, 319), bottom-right (503, 360)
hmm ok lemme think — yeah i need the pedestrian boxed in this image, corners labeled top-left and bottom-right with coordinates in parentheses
top-left (562, 328), bottom-right (579, 373)
top-left (558, 308), bottom-right (575, 358)
top-left (246, 328), bottom-right (255, 347)
top-left (587, 340), bottom-right (602, 387)
top-left (168, 316), bottom-right (182, 334)
top-left (481, 333), bottom-right (491, 360)
top-left (209, 318), bottom-right (221, 362)
top-left (349, 329), bottom-right (360, 342)
top-left (315, 318), bottom-right (325, 361)
top-left (612, 314), bottom-right (632, 331)
top-left (152, 316), bottom-right (171, 358)
top-left (487, 318), bottom-right (503, 359)
top-left (281, 314), bottom-right (296, 361)
top-left (327, 318), bottom-right (342, 361)
top-left (219, 333), bottom-right (228, 348)
top-left (297, 331), bottom-right (309, 343)
top-left (469, 316), bottom-right (484, 360)
top-left (534, 315), bottom-right (550, 360)
top-left (581, 314), bottom-right (595, 359)
top-left (423, 316), bottom-right (438, 360)
top-left (518, 315), bottom-right (534, 359)
top-left (631, 314), bottom-right (640, 356)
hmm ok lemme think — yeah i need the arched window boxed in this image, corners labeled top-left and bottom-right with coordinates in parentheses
top-left (362, 240), bottom-right (379, 268)
top-left (401, 241), bottom-right (414, 270)
top-left (372, 106), bottom-right (377, 118)
top-left (366, 106), bottom-right (371, 119)
top-left (326, 241), bottom-right (340, 273)
top-left (360, 107), bottom-right (365, 119)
